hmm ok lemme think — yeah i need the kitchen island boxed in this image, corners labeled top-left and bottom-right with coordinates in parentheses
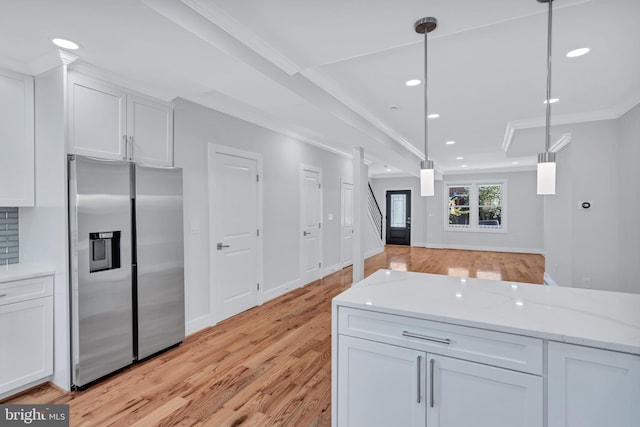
top-left (331, 269), bottom-right (640, 427)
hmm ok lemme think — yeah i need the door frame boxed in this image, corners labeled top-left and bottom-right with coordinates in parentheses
top-left (208, 143), bottom-right (264, 323)
top-left (299, 164), bottom-right (323, 285)
top-left (382, 186), bottom-right (415, 246)
top-left (340, 178), bottom-right (354, 268)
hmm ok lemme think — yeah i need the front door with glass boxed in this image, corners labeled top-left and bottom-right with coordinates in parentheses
top-left (386, 190), bottom-right (411, 245)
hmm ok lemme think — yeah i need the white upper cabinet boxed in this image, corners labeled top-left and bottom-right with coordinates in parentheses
top-left (0, 69), bottom-right (34, 206)
top-left (126, 94), bottom-right (173, 166)
top-left (67, 71), bottom-right (173, 166)
top-left (67, 73), bottom-right (126, 161)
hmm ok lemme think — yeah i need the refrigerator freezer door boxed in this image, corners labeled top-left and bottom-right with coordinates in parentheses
top-left (135, 164), bottom-right (185, 359)
top-left (69, 156), bottom-right (133, 387)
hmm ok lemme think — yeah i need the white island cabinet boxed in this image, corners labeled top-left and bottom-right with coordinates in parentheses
top-left (332, 270), bottom-right (640, 427)
top-left (67, 71), bottom-right (174, 166)
top-left (0, 272), bottom-right (54, 399)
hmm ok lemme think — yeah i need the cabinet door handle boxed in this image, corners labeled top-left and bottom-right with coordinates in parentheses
top-left (417, 355), bottom-right (422, 403)
top-left (128, 136), bottom-right (133, 160)
top-left (430, 358), bottom-right (435, 408)
top-left (122, 135), bottom-right (127, 160)
top-left (0, 293), bottom-right (7, 298)
top-left (402, 330), bottom-right (451, 345)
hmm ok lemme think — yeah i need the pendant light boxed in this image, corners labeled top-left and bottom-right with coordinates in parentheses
top-left (415, 17), bottom-right (437, 197)
top-left (537, 0), bottom-right (556, 195)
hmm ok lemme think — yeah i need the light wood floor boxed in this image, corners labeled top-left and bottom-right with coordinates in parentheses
top-left (4, 247), bottom-right (544, 426)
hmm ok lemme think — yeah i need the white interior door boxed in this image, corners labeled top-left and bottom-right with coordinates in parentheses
top-left (211, 150), bottom-right (260, 321)
top-left (341, 180), bottom-right (354, 268)
top-left (300, 166), bottom-right (322, 285)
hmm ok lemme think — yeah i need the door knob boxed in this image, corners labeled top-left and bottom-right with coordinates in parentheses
top-left (217, 242), bottom-right (230, 250)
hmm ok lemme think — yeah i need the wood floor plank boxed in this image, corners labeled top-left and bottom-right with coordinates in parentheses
top-left (2, 246), bottom-right (543, 425)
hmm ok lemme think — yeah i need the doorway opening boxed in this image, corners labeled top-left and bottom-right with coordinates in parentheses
top-left (385, 190), bottom-right (411, 245)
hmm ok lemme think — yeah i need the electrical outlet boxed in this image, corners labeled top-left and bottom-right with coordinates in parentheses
top-left (582, 277), bottom-right (592, 288)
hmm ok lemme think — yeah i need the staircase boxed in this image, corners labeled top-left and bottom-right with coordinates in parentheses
top-left (367, 183), bottom-right (383, 240)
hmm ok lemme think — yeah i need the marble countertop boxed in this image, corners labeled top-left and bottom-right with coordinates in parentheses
top-left (333, 269), bottom-right (640, 356)
top-left (0, 262), bottom-right (56, 284)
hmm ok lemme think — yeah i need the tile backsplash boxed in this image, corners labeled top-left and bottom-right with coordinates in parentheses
top-left (0, 207), bottom-right (19, 265)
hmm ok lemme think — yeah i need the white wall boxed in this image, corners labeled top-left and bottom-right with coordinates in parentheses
top-left (543, 107), bottom-right (640, 294)
top-left (371, 172), bottom-right (544, 254)
top-left (617, 104), bottom-right (640, 293)
top-left (19, 66), bottom-right (70, 389)
top-left (173, 99), bottom-right (353, 333)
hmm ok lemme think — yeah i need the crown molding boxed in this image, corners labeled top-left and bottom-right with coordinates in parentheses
top-left (58, 50), bottom-right (78, 65)
top-left (501, 99), bottom-right (639, 153)
top-left (181, 92), bottom-right (375, 164)
top-left (549, 133), bottom-right (572, 153)
top-left (68, 62), bottom-right (176, 102)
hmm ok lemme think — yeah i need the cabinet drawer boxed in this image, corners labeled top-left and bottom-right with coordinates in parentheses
top-left (338, 306), bottom-right (542, 375)
top-left (0, 275), bottom-right (53, 306)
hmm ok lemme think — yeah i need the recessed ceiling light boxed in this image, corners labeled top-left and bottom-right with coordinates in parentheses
top-left (566, 47), bottom-right (590, 58)
top-left (456, 156), bottom-right (464, 160)
top-left (512, 161), bottom-right (519, 165)
top-left (544, 98), bottom-right (559, 104)
top-left (461, 164), bottom-right (468, 168)
top-left (389, 104), bottom-right (399, 110)
top-left (405, 79), bottom-right (421, 87)
top-left (52, 38), bottom-right (79, 50)
top-left (445, 140), bottom-right (456, 145)
top-left (428, 113), bottom-right (440, 119)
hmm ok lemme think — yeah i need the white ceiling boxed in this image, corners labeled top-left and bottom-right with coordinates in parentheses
top-left (1, 0), bottom-right (638, 177)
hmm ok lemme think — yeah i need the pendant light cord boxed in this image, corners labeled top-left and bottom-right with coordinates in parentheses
top-left (424, 29), bottom-right (429, 162)
top-left (544, 0), bottom-right (553, 153)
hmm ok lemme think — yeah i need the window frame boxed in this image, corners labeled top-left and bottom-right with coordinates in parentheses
top-left (444, 180), bottom-right (507, 233)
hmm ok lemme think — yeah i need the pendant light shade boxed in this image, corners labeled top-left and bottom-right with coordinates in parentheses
top-left (537, 0), bottom-right (557, 195)
top-left (536, 152), bottom-right (556, 195)
top-left (415, 17), bottom-right (437, 197)
top-left (420, 160), bottom-right (435, 196)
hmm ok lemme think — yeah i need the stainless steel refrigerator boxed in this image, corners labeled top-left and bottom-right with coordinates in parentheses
top-left (69, 155), bottom-right (185, 388)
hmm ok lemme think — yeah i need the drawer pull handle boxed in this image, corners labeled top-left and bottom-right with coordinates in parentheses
top-left (417, 355), bottom-right (422, 403)
top-left (430, 358), bottom-right (436, 408)
top-left (402, 331), bottom-right (451, 345)
top-left (0, 293), bottom-right (7, 298)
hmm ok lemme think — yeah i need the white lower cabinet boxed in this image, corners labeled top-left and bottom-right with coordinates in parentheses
top-left (0, 275), bottom-right (54, 398)
top-left (548, 342), bottom-right (640, 427)
top-left (428, 354), bottom-right (542, 427)
top-left (338, 335), bottom-right (426, 427)
top-left (336, 322), bottom-right (543, 427)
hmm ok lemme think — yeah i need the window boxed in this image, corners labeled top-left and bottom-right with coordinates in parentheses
top-left (390, 193), bottom-right (407, 228)
top-left (446, 182), bottom-right (506, 232)
top-left (448, 186), bottom-right (470, 227)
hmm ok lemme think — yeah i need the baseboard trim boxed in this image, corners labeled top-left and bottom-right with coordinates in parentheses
top-left (322, 263), bottom-right (341, 278)
top-left (261, 278), bottom-right (302, 303)
top-left (186, 313), bottom-right (216, 336)
top-left (365, 246), bottom-right (384, 259)
top-left (425, 243), bottom-right (544, 255)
